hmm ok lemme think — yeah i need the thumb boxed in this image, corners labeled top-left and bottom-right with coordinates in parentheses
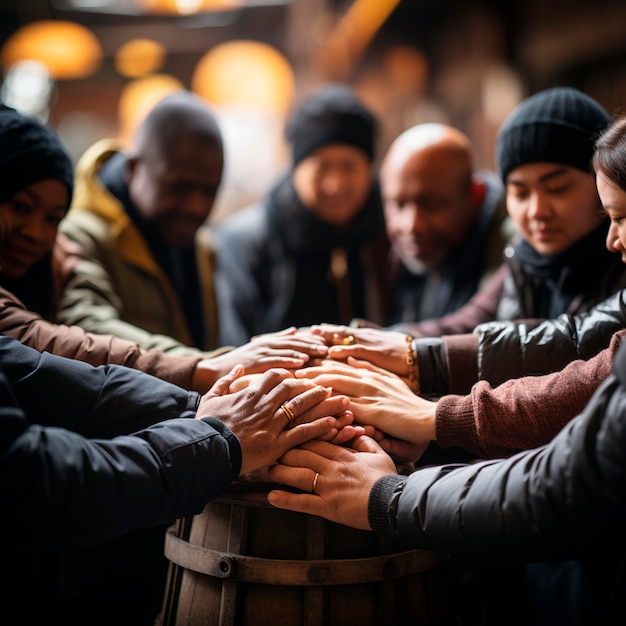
top-left (208, 364), bottom-right (244, 397)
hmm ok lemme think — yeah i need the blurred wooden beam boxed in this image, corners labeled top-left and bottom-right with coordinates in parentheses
top-left (314, 0), bottom-right (402, 80)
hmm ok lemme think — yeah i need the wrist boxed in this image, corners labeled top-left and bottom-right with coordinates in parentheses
top-left (191, 360), bottom-right (220, 393)
top-left (405, 335), bottom-right (420, 394)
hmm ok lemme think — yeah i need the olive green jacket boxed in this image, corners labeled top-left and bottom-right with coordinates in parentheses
top-left (59, 139), bottom-right (225, 356)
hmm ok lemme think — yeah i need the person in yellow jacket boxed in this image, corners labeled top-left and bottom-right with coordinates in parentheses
top-left (59, 90), bottom-right (224, 353)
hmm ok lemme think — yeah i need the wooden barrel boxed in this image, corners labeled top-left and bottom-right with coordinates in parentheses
top-left (160, 483), bottom-right (448, 626)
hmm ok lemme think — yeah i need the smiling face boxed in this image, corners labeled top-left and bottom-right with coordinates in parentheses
top-left (505, 162), bottom-right (605, 256)
top-left (292, 144), bottom-right (372, 227)
top-left (0, 179), bottom-right (68, 279)
top-left (597, 170), bottom-right (626, 263)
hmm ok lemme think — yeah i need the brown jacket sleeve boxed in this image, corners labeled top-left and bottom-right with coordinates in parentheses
top-left (435, 329), bottom-right (625, 458)
top-left (0, 286), bottom-right (203, 389)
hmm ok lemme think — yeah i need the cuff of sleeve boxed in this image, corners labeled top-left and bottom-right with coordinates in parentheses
top-left (200, 417), bottom-right (242, 479)
top-left (435, 395), bottom-right (480, 455)
top-left (441, 333), bottom-right (479, 394)
top-left (414, 338), bottom-right (449, 397)
top-left (368, 474), bottom-right (408, 536)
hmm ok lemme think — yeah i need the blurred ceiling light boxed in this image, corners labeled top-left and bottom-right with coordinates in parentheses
top-left (53, 0), bottom-right (291, 16)
top-left (136, 0), bottom-right (241, 14)
top-left (114, 39), bottom-right (167, 78)
top-left (118, 73), bottom-right (184, 141)
top-left (1, 61), bottom-right (53, 118)
top-left (192, 40), bottom-right (294, 115)
top-left (0, 20), bottom-right (103, 80)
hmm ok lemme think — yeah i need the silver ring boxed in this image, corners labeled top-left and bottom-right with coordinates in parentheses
top-left (311, 472), bottom-right (320, 493)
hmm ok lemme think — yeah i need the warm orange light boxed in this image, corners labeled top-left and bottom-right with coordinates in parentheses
top-left (192, 40), bottom-right (294, 115)
top-left (118, 73), bottom-right (184, 142)
top-left (316, 0), bottom-right (402, 80)
top-left (0, 20), bottom-right (103, 80)
top-left (137, 0), bottom-right (240, 15)
top-left (114, 39), bottom-right (167, 78)
top-left (383, 45), bottom-right (428, 94)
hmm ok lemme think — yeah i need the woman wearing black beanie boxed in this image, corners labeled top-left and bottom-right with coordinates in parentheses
top-left (0, 104), bottom-right (74, 320)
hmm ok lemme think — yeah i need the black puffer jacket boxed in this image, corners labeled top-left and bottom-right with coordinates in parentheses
top-left (369, 339), bottom-right (626, 621)
top-left (476, 288), bottom-right (626, 387)
top-left (0, 337), bottom-right (242, 624)
top-left (416, 272), bottom-right (626, 396)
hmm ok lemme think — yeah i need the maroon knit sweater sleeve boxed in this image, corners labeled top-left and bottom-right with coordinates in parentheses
top-left (435, 329), bottom-right (625, 458)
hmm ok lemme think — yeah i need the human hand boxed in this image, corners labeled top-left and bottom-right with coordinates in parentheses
top-left (211, 328), bottom-right (329, 376)
top-left (191, 328), bottom-right (330, 392)
top-left (225, 372), bottom-right (367, 445)
top-left (197, 365), bottom-right (348, 475)
top-left (295, 357), bottom-right (436, 444)
top-left (310, 323), bottom-right (412, 379)
top-left (267, 436), bottom-right (398, 530)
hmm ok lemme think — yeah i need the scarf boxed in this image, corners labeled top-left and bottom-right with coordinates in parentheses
top-left (512, 219), bottom-right (613, 318)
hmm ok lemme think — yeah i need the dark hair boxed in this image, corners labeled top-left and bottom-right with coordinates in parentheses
top-left (1, 256), bottom-right (57, 320)
top-left (593, 115), bottom-right (626, 192)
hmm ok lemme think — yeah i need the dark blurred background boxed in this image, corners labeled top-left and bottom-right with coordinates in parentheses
top-left (2, 0), bottom-right (626, 220)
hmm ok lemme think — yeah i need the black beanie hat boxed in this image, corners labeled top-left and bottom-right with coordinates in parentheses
top-left (496, 87), bottom-right (611, 182)
top-left (285, 83), bottom-right (377, 166)
top-left (0, 104), bottom-right (74, 208)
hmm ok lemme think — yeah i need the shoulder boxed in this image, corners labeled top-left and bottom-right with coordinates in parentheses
top-left (60, 209), bottom-right (115, 249)
top-left (213, 203), bottom-right (269, 249)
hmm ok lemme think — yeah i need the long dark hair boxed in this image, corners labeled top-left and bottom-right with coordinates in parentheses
top-left (593, 115), bottom-right (626, 192)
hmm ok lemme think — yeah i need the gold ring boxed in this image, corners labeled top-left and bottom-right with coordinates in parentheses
top-left (311, 471), bottom-right (320, 494)
top-left (281, 401), bottom-right (296, 423)
top-left (342, 335), bottom-right (355, 346)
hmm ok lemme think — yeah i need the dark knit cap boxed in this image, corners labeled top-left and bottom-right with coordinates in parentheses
top-left (0, 104), bottom-right (74, 208)
top-left (496, 87), bottom-right (611, 182)
top-left (285, 84), bottom-right (377, 166)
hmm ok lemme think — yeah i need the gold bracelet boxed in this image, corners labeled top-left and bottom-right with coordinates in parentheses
top-left (405, 335), bottom-right (420, 394)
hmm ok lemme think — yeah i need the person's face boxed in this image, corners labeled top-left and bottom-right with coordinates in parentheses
top-left (292, 144), bottom-right (372, 227)
top-left (596, 170), bottom-right (626, 263)
top-left (505, 163), bottom-right (605, 257)
top-left (382, 148), bottom-right (476, 270)
top-left (0, 179), bottom-right (68, 279)
top-left (127, 136), bottom-right (223, 248)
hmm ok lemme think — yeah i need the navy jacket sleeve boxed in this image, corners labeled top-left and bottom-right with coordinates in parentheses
top-left (0, 367), bottom-right (241, 550)
top-left (369, 341), bottom-right (626, 561)
top-left (0, 336), bottom-right (199, 437)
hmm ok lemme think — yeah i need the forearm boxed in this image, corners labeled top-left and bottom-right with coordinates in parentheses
top-left (435, 335), bottom-right (619, 458)
top-left (0, 417), bottom-right (241, 550)
top-left (369, 374), bottom-right (626, 561)
top-left (0, 337), bottom-right (201, 437)
top-left (0, 293), bottom-right (203, 388)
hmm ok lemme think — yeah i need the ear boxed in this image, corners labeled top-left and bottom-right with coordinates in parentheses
top-left (470, 180), bottom-right (486, 214)
top-left (125, 154), bottom-right (139, 184)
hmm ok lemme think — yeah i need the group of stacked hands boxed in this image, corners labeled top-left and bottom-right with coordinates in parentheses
top-left (2, 83), bottom-right (626, 625)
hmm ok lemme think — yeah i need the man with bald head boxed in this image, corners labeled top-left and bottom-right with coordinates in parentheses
top-left (377, 123), bottom-right (510, 326)
top-left (59, 90), bottom-right (224, 353)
